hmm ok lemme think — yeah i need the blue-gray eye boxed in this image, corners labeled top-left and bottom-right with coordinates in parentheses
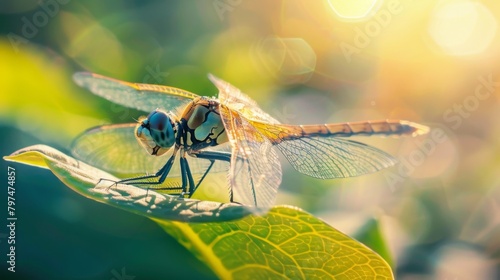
top-left (136, 110), bottom-right (176, 156)
top-left (147, 111), bottom-right (176, 148)
top-left (148, 110), bottom-right (169, 132)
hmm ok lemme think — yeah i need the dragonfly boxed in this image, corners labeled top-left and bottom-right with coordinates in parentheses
top-left (72, 72), bottom-right (429, 208)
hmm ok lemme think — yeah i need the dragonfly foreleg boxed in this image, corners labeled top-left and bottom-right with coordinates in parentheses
top-left (96, 178), bottom-right (121, 190)
top-left (104, 152), bottom-right (177, 192)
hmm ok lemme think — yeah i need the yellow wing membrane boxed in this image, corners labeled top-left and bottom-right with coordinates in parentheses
top-left (73, 72), bottom-right (199, 113)
top-left (220, 104), bottom-right (282, 208)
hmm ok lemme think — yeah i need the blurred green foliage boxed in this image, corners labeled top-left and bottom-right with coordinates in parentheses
top-left (1, 0), bottom-right (499, 279)
top-left (353, 217), bottom-right (394, 268)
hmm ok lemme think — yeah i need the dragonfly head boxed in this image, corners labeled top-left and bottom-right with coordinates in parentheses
top-left (135, 109), bottom-right (177, 156)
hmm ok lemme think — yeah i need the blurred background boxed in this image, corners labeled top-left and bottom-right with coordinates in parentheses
top-left (0, 0), bottom-right (499, 279)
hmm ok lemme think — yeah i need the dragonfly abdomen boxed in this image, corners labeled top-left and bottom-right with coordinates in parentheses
top-left (298, 120), bottom-right (429, 138)
top-left (250, 119), bottom-right (428, 144)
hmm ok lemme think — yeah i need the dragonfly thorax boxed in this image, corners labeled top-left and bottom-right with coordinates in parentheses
top-left (178, 97), bottom-right (228, 151)
top-left (135, 109), bottom-right (178, 156)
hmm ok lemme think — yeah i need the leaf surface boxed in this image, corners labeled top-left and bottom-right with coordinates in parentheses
top-left (4, 145), bottom-right (393, 279)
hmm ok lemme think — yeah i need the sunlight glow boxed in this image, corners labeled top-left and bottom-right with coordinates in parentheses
top-left (428, 0), bottom-right (497, 56)
top-left (327, 0), bottom-right (381, 20)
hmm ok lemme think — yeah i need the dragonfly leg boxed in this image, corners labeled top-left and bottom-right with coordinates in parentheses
top-left (188, 150), bottom-right (233, 202)
top-left (99, 147), bottom-right (180, 195)
top-left (96, 178), bottom-right (122, 190)
top-left (179, 153), bottom-right (196, 198)
top-left (193, 160), bottom-right (214, 194)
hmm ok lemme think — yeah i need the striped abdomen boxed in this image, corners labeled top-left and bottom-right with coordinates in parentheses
top-left (251, 119), bottom-right (429, 144)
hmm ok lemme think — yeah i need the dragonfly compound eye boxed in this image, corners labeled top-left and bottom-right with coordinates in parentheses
top-left (148, 111), bottom-right (176, 146)
top-left (135, 110), bottom-right (176, 156)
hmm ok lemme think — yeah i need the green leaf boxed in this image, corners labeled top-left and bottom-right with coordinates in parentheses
top-left (4, 145), bottom-right (394, 279)
top-left (353, 218), bottom-right (394, 268)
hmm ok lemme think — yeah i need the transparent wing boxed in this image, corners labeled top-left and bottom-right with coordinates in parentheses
top-left (73, 72), bottom-right (199, 113)
top-left (71, 124), bottom-right (229, 178)
top-left (208, 74), bottom-right (280, 124)
top-left (220, 105), bottom-right (282, 208)
top-left (275, 137), bottom-right (397, 179)
top-left (71, 123), bottom-right (173, 176)
top-left (247, 121), bottom-right (398, 178)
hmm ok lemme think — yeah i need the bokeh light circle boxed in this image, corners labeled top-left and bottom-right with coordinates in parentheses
top-left (327, 0), bottom-right (382, 20)
top-left (252, 36), bottom-right (316, 83)
top-left (428, 0), bottom-right (497, 56)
